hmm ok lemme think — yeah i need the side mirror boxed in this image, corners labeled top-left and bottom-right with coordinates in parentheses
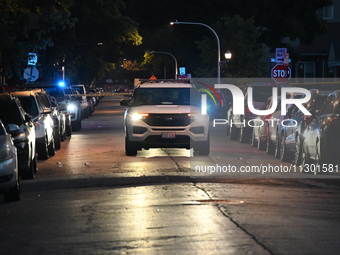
top-left (7, 124), bottom-right (20, 136)
top-left (120, 99), bottom-right (129, 106)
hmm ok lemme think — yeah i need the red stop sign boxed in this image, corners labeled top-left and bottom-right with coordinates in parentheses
top-left (271, 64), bottom-right (291, 83)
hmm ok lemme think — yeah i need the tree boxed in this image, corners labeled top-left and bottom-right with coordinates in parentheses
top-left (40, 0), bottom-right (142, 85)
top-left (124, 0), bottom-right (332, 78)
top-left (195, 15), bottom-right (266, 77)
top-left (0, 0), bottom-right (75, 83)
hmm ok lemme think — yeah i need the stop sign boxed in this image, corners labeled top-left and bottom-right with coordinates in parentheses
top-left (271, 64), bottom-right (291, 83)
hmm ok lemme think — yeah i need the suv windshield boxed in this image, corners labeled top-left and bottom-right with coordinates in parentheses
top-left (45, 88), bottom-right (65, 102)
top-left (131, 88), bottom-right (200, 106)
top-left (17, 96), bottom-right (39, 118)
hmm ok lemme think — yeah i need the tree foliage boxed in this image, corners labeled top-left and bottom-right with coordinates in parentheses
top-left (0, 0), bottom-right (333, 84)
top-left (0, 0), bottom-right (75, 80)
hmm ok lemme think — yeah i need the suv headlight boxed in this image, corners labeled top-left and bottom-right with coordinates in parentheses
top-left (130, 113), bottom-right (148, 121)
top-left (67, 103), bottom-right (76, 112)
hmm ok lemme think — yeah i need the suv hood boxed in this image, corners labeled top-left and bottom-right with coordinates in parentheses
top-left (130, 105), bottom-right (201, 114)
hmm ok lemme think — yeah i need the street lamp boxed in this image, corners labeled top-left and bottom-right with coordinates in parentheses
top-left (149, 51), bottom-right (178, 79)
top-left (225, 50), bottom-right (232, 60)
top-left (170, 20), bottom-right (231, 84)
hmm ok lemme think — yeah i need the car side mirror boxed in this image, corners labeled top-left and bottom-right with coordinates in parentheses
top-left (7, 124), bottom-right (20, 136)
top-left (120, 99), bottom-right (129, 106)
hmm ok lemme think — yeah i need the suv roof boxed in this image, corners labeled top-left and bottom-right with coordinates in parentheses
top-left (136, 79), bottom-right (193, 88)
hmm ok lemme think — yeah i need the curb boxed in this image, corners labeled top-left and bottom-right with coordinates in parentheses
top-left (21, 174), bottom-right (192, 191)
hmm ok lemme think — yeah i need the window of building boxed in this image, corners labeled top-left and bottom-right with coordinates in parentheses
top-left (322, 5), bottom-right (334, 20)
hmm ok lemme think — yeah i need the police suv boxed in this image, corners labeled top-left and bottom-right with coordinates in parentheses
top-left (120, 79), bottom-right (210, 156)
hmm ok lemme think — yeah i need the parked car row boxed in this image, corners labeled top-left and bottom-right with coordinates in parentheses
top-left (0, 83), bottom-right (102, 202)
top-left (227, 86), bottom-right (340, 173)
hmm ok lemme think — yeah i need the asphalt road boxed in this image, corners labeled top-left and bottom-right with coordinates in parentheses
top-left (1, 95), bottom-right (340, 255)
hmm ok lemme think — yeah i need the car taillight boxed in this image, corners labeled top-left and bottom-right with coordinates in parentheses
top-left (265, 114), bottom-right (272, 121)
top-left (304, 115), bottom-right (313, 125)
top-left (245, 107), bottom-right (252, 116)
top-left (330, 116), bottom-right (340, 125)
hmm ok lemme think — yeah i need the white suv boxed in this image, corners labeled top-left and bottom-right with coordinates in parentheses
top-left (120, 80), bottom-right (210, 156)
top-left (11, 90), bottom-right (55, 160)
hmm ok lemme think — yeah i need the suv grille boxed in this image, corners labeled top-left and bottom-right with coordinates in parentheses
top-left (143, 114), bottom-right (191, 126)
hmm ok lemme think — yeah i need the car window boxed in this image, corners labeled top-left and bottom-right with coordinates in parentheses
top-left (17, 96), bottom-right (40, 118)
top-left (0, 101), bottom-right (22, 126)
top-left (130, 88), bottom-right (200, 106)
top-left (46, 88), bottom-right (65, 102)
top-left (38, 93), bottom-right (51, 108)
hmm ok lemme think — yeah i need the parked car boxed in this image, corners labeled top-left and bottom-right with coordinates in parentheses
top-left (0, 119), bottom-right (20, 202)
top-left (0, 93), bottom-right (37, 179)
top-left (227, 83), bottom-right (274, 143)
top-left (120, 80), bottom-right (210, 156)
top-left (63, 87), bottom-right (82, 131)
top-left (281, 89), bottom-right (329, 164)
top-left (30, 88), bottom-right (67, 150)
top-left (251, 95), bottom-right (279, 150)
top-left (71, 84), bottom-right (90, 118)
top-left (87, 88), bottom-right (100, 105)
top-left (11, 90), bottom-right (55, 160)
top-left (24, 83), bottom-right (72, 137)
top-left (267, 92), bottom-right (305, 158)
top-left (302, 90), bottom-right (340, 171)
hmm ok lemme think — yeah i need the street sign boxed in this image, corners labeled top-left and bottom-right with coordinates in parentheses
top-left (275, 48), bottom-right (287, 63)
top-left (27, 53), bottom-right (38, 66)
top-left (271, 64), bottom-right (291, 83)
top-left (23, 66), bottom-right (39, 82)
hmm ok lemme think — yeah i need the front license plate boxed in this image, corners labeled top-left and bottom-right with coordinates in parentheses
top-left (162, 132), bottom-right (176, 139)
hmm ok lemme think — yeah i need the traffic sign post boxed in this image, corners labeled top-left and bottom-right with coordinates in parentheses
top-left (271, 64), bottom-right (291, 83)
top-left (275, 48), bottom-right (287, 63)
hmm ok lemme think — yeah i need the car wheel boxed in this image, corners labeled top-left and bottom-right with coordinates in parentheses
top-left (32, 155), bottom-right (38, 174)
top-left (280, 133), bottom-right (291, 162)
top-left (37, 136), bottom-right (49, 160)
top-left (294, 134), bottom-right (302, 166)
top-left (266, 131), bottom-right (275, 155)
top-left (239, 126), bottom-right (251, 143)
top-left (300, 142), bottom-right (313, 174)
top-left (66, 123), bottom-right (72, 136)
top-left (274, 130), bottom-right (281, 159)
top-left (314, 141), bottom-right (323, 175)
top-left (54, 127), bottom-right (61, 150)
top-left (72, 118), bottom-right (81, 131)
top-left (228, 118), bottom-right (239, 140)
top-left (60, 125), bottom-right (66, 142)
top-left (251, 129), bottom-right (258, 147)
top-left (3, 180), bottom-right (21, 202)
top-left (125, 135), bottom-right (137, 156)
top-left (48, 137), bottom-right (55, 157)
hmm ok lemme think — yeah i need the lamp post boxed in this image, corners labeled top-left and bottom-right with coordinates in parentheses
top-left (170, 21), bottom-right (231, 84)
top-left (149, 51), bottom-right (178, 79)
